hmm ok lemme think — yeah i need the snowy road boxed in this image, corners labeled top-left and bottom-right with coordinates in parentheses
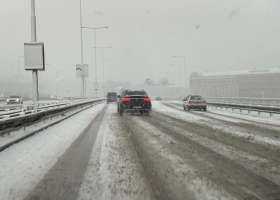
top-left (0, 101), bottom-right (280, 200)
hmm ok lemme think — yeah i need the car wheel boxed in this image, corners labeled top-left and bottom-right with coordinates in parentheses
top-left (204, 107), bottom-right (207, 112)
top-left (183, 106), bottom-right (186, 110)
top-left (187, 106), bottom-right (190, 111)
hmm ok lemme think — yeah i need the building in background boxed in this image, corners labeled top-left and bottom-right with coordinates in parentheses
top-left (190, 68), bottom-right (280, 98)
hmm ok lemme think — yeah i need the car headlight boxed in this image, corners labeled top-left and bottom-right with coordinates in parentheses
top-left (7, 99), bottom-right (9, 102)
top-left (16, 99), bottom-right (19, 101)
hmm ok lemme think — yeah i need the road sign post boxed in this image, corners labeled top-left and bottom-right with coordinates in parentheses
top-left (24, 0), bottom-right (45, 112)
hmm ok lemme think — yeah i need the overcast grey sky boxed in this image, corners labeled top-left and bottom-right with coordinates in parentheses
top-left (1, 0), bottom-right (280, 95)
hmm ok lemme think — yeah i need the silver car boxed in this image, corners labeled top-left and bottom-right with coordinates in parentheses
top-left (7, 95), bottom-right (24, 104)
top-left (183, 95), bottom-right (207, 111)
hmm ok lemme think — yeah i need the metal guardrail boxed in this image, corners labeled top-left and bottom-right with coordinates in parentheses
top-left (207, 102), bottom-right (280, 117)
top-left (0, 101), bottom-right (71, 119)
top-left (0, 99), bottom-right (105, 133)
top-left (206, 97), bottom-right (280, 107)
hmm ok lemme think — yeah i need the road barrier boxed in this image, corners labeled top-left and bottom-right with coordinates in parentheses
top-left (206, 97), bottom-right (280, 107)
top-left (207, 102), bottom-right (280, 117)
top-left (0, 98), bottom-right (104, 134)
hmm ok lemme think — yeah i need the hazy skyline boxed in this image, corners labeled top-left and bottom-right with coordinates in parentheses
top-left (1, 0), bottom-right (280, 96)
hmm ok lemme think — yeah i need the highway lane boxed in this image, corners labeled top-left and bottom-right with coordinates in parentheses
top-left (0, 102), bottom-right (279, 200)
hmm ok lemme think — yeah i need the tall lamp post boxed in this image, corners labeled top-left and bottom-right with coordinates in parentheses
top-left (30, 0), bottom-right (39, 110)
top-left (93, 46), bottom-right (112, 96)
top-left (173, 56), bottom-right (186, 93)
top-left (166, 72), bottom-right (175, 99)
top-left (18, 56), bottom-right (24, 95)
top-left (103, 58), bottom-right (116, 91)
top-left (82, 26), bottom-right (108, 98)
top-left (56, 71), bottom-right (63, 99)
top-left (171, 64), bottom-right (180, 87)
top-left (171, 64), bottom-right (181, 97)
top-left (109, 66), bottom-right (121, 91)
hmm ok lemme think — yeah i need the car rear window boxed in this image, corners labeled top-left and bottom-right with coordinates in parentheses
top-left (107, 93), bottom-right (117, 96)
top-left (190, 96), bottom-right (203, 100)
top-left (125, 91), bottom-right (147, 96)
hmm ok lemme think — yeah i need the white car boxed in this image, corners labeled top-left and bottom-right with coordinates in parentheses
top-left (183, 95), bottom-right (207, 111)
top-left (7, 95), bottom-right (24, 104)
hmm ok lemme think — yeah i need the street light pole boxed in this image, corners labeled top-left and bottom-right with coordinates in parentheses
top-left (171, 64), bottom-right (180, 87)
top-left (82, 26), bottom-right (108, 98)
top-left (173, 56), bottom-right (186, 93)
top-left (103, 58), bottom-right (116, 91)
top-left (109, 66), bottom-right (121, 91)
top-left (94, 29), bottom-right (97, 97)
top-left (31, 0), bottom-right (39, 110)
top-left (56, 71), bottom-right (63, 98)
top-left (79, 0), bottom-right (84, 101)
top-left (167, 72), bottom-right (175, 99)
top-left (18, 56), bottom-right (24, 95)
top-left (93, 47), bottom-right (112, 96)
top-left (171, 64), bottom-right (181, 97)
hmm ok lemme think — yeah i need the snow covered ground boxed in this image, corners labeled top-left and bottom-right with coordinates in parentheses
top-left (154, 101), bottom-right (280, 147)
top-left (0, 102), bottom-right (279, 200)
top-left (0, 103), bottom-right (105, 200)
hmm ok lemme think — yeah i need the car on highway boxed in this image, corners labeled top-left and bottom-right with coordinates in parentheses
top-left (6, 95), bottom-right (24, 104)
top-left (117, 90), bottom-right (152, 116)
top-left (183, 95), bottom-right (207, 111)
top-left (156, 97), bottom-right (161, 101)
top-left (106, 92), bottom-right (117, 103)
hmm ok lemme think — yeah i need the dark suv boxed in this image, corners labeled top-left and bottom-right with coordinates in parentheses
top-left (106, 92), bottom-right (117, 103)
top-left (117, 90), bottom-right (152, 116)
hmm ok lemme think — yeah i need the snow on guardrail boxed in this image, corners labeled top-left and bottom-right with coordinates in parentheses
top-left (0, 98), bottom-right (103, 121)
top-left (206, 97), bottom-right (280, 107)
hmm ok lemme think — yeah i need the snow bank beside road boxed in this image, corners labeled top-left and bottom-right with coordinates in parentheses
top-left (0, 103), bottom-right (105, 200)
top-left (152, 101), bottom-right (280, 147)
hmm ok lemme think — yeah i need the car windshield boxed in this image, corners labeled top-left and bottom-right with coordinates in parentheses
top-left (9, 96), bottom-right (19, 98)
top-left (125, 91), bottom-right (147, 96)
top-left (190, 96), bottom-right (203, 100)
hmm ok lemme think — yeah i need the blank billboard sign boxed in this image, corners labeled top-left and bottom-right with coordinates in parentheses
top-left (24, 42), bottom-right (45, 71)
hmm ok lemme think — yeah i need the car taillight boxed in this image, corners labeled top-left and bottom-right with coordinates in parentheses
top-left (143, 98), bottom-right (151, 101)
top-left (122, 98), bottom-right (131, 102)
top-left (189, 101), bottom-right (192, 104)
top-left (116, 97), bottom-right (118, 99)
top-left (204, 101), bottom-right (206, 104)
top-left (106, 97), bottom-right (108, 99)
